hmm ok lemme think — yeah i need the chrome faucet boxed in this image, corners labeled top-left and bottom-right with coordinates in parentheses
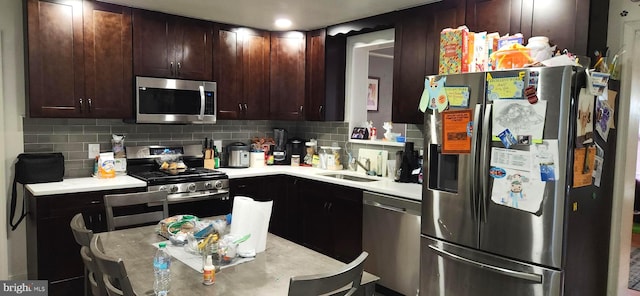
top-left (355, 157), bottom-right (376, 176)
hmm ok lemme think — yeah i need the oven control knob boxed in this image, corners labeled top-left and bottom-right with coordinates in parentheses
top-left (158, 186), bottom-right (167, 192)
top-left (204, 182), bottom-right (213, 189)
top-left (187, 183), bottom-right (197, 192)
top-left (214, 180), bottom-right (224, 190)
top-left (169, 185), bottom-right (179, 193)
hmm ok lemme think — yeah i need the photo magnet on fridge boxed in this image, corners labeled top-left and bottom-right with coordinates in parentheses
top-left (498, 129), bottom-right (517, 149)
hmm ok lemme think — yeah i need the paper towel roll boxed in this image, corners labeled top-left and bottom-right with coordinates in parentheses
top-left (229, 196), bottom-right (273, 257)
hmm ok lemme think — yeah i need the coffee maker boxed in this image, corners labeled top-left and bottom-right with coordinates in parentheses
top-left (273, 128), bottom-right (288, 165)
top-left (286, 137), bottom-right (306, 164)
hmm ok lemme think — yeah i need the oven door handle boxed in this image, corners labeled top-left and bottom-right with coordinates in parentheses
top-left (148, 190), bottom-right (230, 205)
top-left (198, 85), bottom-right (205, 120)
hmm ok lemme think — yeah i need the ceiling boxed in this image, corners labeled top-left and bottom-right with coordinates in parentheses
top-left (98, 0), bottom-right (439, 31)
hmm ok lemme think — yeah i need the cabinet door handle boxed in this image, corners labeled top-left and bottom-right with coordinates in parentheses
top-left (244, 103), bottom-right (248, 111)
top-left (299, 105), bottom-right (304, 113)
top-left (88, 215), bottom-right (93, 224)
top-left (177, 62), bottom-right (181, 75)
top-left (170, 61), bottom-right (174, 75)
top-left (327, 202), bottom-right (332, 212)
top-left (87, 98), bottom-right (92, 112)
top-left (238, 184), bottom-right (247, 189)
top-left (319, 105), bottom-right (323, 115)
top-left (90, 200), bottom-right (100, 204)
top-left (238, 103), bottom-right (243, 111)
top-left (79, 98), bottom-right (83, 111)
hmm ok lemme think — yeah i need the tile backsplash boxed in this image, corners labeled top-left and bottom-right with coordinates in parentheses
top-left (23, 118), bottom-right (423, 178)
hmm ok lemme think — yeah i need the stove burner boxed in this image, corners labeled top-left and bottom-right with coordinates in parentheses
top-left (129, 167), bottom-right (228, 186)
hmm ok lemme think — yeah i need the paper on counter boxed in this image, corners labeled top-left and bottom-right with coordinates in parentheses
top-left (230, 196), bottom-right (273, 257)
top-left (492, 100), bottom-right (546, 142)
top-left (153, 241), bottom-right (254, 273)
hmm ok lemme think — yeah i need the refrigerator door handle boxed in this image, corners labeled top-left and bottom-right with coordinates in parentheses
top-left (480, 104), bottom-right (492, 223)
top-left (470, 104), bottom-right (482, 222)
top-left (428, 245), bottom-right (542, 283)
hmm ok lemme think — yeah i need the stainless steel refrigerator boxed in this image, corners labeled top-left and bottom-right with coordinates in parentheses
top-left (420, 66), bottom-right (614, 296)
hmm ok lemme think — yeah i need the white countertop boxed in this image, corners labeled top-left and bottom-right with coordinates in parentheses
top-left (25, 175), bottom-right (147, 196)
top-left (218, 166), bottom-right (422, 201)
top-left (25, 167), bottom-right (422, 201)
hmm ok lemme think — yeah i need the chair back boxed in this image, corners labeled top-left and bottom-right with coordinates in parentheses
top-left (80, 246), bottom-right (107, 296)
top-left (104, 191), bottom-right (168, 231)
top-left (70, 213), bottom-right (93, 247)
top-left (288, 252), bottom-right (369, 296)
top-left (90, 234), bottom-right (137, 296)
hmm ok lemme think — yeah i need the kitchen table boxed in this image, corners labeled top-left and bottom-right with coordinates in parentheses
top-left (98, 224), bottom-right (379, 295)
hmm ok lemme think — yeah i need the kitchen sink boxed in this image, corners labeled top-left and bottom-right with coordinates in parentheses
top-left (320, 173), bottom-right (379, 182)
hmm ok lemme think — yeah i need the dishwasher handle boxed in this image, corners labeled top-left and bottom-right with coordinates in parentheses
top-left (364, 199), bottom-right (406, 213)
top-left (363, 191), bottom-right (421, 216)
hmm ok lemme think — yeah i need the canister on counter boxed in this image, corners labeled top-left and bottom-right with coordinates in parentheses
top-left (291, 155), bottom-right (300, 166)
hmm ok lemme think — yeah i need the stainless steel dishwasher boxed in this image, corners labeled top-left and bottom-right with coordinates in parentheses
top-left (363, 191), bottom-right (421, 296)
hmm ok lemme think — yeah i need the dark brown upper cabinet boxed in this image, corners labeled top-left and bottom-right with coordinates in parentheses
top-left (270, 31), bottom-right (306, 121)
top-left (521, 0), bottom-right (590, 56)
top-left (392, 0), bottom-right (465, 124)
top-left (214, 25), bottom-right (270, 120)
top-left (305, 29), bottom-right (326, 121)
top-left (26, 0), bottom-right (133, 118)
top-left (466, 0), bottom-right (522, 36)
top-left (133, 9), bottom-right (212, 81)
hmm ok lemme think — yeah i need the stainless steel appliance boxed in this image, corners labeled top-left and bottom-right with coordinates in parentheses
top-left (135, 76), bottom-right (216, 124)
top-left (126, 145), bottom-right (230, 218)
top-left (421, 66), bottom-right (615, 295)
top-left (273, 128), bottom-right (288, 164)
top-left (227, 142), bottom-right (250, 168)
top-left (363, 191), bottom-right (420, 296)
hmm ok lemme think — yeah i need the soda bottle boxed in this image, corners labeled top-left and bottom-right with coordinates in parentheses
top-left (213, 146), bottom-right (220, 169)
top-left (153, 242), bottom-right (171, 296)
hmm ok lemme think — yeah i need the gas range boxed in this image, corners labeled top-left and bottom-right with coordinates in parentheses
top-left (126, 145), bottom-right (230, 204)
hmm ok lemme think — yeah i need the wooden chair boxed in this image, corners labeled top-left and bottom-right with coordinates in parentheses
top-left (288, 251), bottom-right (369, 296)
top-left (70, 213), bottom-right (107, 296)
top-left (80, 246), bottom-right (108, 296)
top-left (104, 191), bottom-right (168, 231)
top-left (90, 234), bottom-right (137, 296)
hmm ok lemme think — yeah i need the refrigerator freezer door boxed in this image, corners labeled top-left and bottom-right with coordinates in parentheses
top-left (420, 235), bottom-right (562, 296)
top-left (422, 72), bottom-right (486, 249)
top-left (479, 66), bottom-right (574, 269)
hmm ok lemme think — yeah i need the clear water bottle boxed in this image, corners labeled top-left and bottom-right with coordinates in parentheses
top-left (153, 242), bottom-right (171, 296)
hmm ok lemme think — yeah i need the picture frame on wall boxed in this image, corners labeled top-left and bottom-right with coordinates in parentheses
top-left (367, 77), bottom-right (380, 111)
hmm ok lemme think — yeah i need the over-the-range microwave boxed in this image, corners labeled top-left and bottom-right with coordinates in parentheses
top-left (135, 76), bottom-right (216, 124)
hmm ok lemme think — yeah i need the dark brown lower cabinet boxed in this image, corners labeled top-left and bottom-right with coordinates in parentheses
top-left (230, 176), bottom-right (362, 263)
top-left (297, 179), bottom-right (363, 263)
top-left (26, 187), bottom-right (143, 296)
top-left (229, 175), bottom-right (300, 242)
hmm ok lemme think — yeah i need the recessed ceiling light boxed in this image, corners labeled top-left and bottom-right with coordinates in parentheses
top-left (275, 18), bottom-right (292, 29)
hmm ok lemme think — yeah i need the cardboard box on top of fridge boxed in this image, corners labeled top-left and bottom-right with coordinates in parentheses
top-left (473, 32), bottom-right (488, 72)
top-left (439, 25), bottom-right (469, 74)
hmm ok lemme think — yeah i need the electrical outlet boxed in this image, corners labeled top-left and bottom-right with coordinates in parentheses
top-left (214, 140), bottom-right (222, 150)
top-left (88, 144), bottom-right (100, 159)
